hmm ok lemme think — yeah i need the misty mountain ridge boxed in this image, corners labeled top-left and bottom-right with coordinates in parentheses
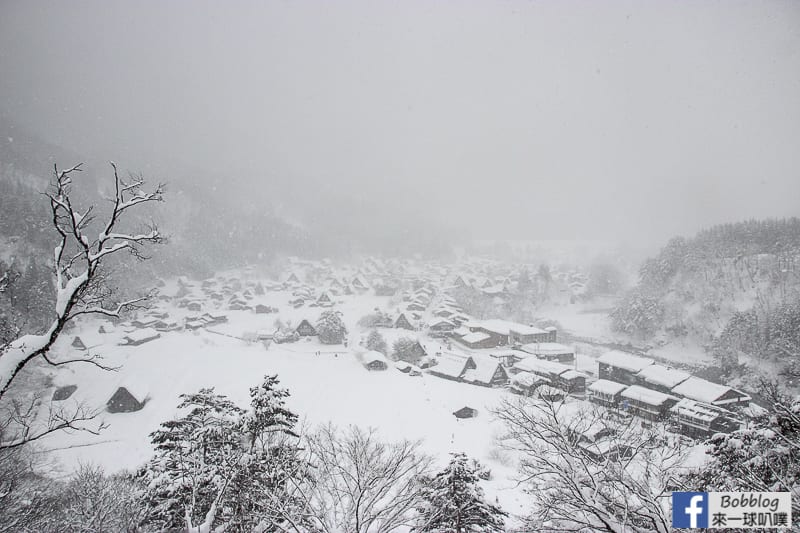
top-left (0, 114), bottom-right (463, 261)
top-left (610, 218), bottom-right (800, 380)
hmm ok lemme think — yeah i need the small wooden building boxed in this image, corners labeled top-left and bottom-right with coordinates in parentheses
top-left (670, 377), bottom-right (751, 408)
top-left (513, 358), bottom-right (585, 394)
top-left (71, 336), bottom-right (87, 350)
top-left (587, 379), bottom-right (628, 408)
top-left (453, 406), bottom-right (478, 419)
top-left (295, 319), bottom-right (318, 337)
top-left (597, 351), bottom-right (654, 385)
top-left (462, 359), bottom-right (509, 388)
top-left (619, 385), bottom-right (679, 421)
top-left (458, 331), bottom-right (496, 350)
top-left (119, 328), bottom-right (161, 346)
top-left (670, 398), bottom-right (741, 439)
top-left (52, 385), bottom-right (78, 401)
top-left (634, 364), bottom-right (691, 394)
top-left (428, 354), bottom-right (476, 382)
top-left (510, 372), bottom-right (550, 396)
top-left (578, 438), bottom-right (632, 463)
top-left (394, 360), bottom-right (412, 373)
top-left (518, 342), bottom-right (575, 364)
top-left (395, 313), bottom-right (416, 330)
top-left (106, 383), bottom-right (148, 413)
top-left (362, 350), bottom-right (388, 371)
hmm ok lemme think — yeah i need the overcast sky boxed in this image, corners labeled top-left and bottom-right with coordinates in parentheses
top-left (1, 0), bottom-right (799, 246)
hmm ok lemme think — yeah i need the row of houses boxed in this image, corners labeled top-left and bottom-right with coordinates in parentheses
top-left (453, 319), bottom-right (557, 350)
top-left (509, 357), bottom-right (586, 396)
top-left (588, 350), bottom-right (751, 439)
top-left (596, 351), bottom-right (751, 407)
top-left (427, 352), bottom-right (510, 388)
top-left (587, 379), bottom-right (742, 438)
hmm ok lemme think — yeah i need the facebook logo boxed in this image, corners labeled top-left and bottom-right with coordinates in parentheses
top-left (673, 492), bottom-right (709, 528)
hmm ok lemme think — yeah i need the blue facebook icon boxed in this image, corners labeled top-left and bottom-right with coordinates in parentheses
top-left (672, 492), bottom-right (709, 528)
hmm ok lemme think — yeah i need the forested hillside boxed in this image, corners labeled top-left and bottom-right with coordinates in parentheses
top-left (0, 122), bottom-right (307, 338)
top-left (611, 219), bottom-right (800, 379)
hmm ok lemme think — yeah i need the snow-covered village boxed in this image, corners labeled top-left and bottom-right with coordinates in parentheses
top-left (1, 2), bottom-right (800, 532)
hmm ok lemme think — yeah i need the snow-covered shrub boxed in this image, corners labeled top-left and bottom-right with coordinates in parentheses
top-left (316, 310), bottom-right (347, 344)
top-left (416, 452), bottom-right (506, 532)
top-left (392, 336), bottom-right (425, 364)
top-left (365, 329), bottom-right (388, 355)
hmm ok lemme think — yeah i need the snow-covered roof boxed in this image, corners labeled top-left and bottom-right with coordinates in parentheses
top-left (430, 355), bottom-right (472, 378)
top-left (481, 285), bottom-right (505, 295)
top-left (559, 369), bottom-right (584, 380)
top-left (671, 377), bottom-right (750, 405)
top-left (514, 357), bottom-right (572, 376)
top-left (670, 398), bottom-right (729, 422)
top-left (597, 351), bottom-right (654, 372)
top-left (116, 379), bottom-right (149, 401)
top-left (461, 332), bottom-right (491, 344)
top-left (621, 385), bottom-right (676, 406)
top-left (578, 438), bottom-right (621, 456)
top-left (394, 360), bottom-right (411, 371)
top-left (362, 350), bottom-right (388, 364)
top-left (122, 328), bottom-right (160, 343)
top-left (462, 358), bottom-right (505, 385)
top-left (511, 372), bottom-right (549, 388)
top-left (519, 342), bottom-right (574, 355)
top-left (636, 364), bottom-right (691, 389)
top-left (473, 319), bottom-right (545, 336)
top-left (588, 379), bottom-right (628, 396)
top-left (427, 318), bottom-right (455, 328)
top-left (489, 349), bottom-right (518, 358)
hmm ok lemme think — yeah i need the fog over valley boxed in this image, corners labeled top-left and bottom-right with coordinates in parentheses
top-left (2, 0), bottom-right (799, 251)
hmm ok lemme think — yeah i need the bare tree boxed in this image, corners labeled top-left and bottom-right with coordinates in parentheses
top-left (0, 445), bottom-right (58, 533)
top-left (0, 162), bottom-right (163, 449)
top-left (283, 425), bottom-right (433, 533)
top-left (38, 465), bottom-right (147, 533)
top-left (495, 398), bottom-right (687, 533)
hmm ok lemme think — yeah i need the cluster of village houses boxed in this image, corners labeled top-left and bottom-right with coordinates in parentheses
top-left (59, 256), bottom-right (751, 447)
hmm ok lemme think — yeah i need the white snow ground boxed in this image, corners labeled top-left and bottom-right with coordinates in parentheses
top-left (35, 278), bottom-right (710, 525)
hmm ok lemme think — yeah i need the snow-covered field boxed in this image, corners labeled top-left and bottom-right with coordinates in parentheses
top-left (35, 275), bottom-right (710, 524)
top-left (38, 288), bottom-right (534, 515)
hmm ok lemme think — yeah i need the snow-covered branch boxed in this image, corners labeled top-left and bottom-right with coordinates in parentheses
top-left (0, 162), bottom-right (164, 448)
top-left (495, 397), bottom-right (682, 533)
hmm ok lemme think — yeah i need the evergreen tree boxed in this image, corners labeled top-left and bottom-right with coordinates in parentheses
top-left (392, 336), bottom-right (425, 364)
top-left (416, 452), bottom-right (507, 533)
top-left (140, 388), bottom-right (245, 531)
top-left (365, 329), bottom-right (388, 355)
top-left (141, 378), bottom-right (307, 532)
top-left (242, 374), bottom-right (299, 449)
top-left (316, 309), bottom-right (347, 344)
top-left (227, 376), bottom-right (307, 532)
top-left (691, 395), bottom-right (800, 527)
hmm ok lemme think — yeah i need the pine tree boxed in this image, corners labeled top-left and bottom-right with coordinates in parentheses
top-left (140, 378), bottom-right (307, 532)
top-left (366, 329), bottom-right (388, 354)
top-left (691, 395), bottom-right (800, 527)
top-left (242, 374), bottom-right (299, 450)
top-left (227, 375), bottom-right (307, 532)
top-left (416, 452), bottom-right (507, 533)
top-left (316, 309), bottom-right (347, 344)
top-left (392, 336), bottom-right (424, 364)
top-left (141, 388), bottom-right (245, 531)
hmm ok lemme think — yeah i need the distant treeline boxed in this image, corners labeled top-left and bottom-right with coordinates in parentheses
top-left (611, 218), bottom-right (800, 381)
